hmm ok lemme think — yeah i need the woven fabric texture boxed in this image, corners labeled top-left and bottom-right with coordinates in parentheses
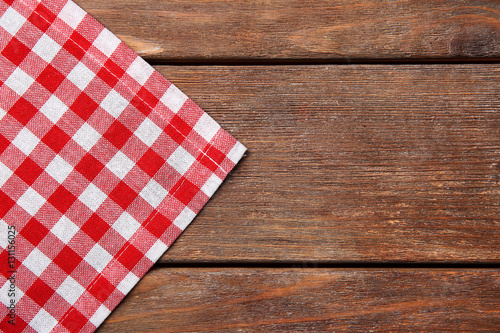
top-left (0, 0), bottom-right (246, 332)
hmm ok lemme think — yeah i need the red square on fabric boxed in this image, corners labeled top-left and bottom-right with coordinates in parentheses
top-left (63, 39), bottom-right (85, 60)
top-left (15, 157), bottom-right (43, 186)
top-left (0, 251), bottom-right (8, 278)
top-left (198, 153), bottom-right (218, 172)
top-left (110, 181), bottom-right (137, 209)
top-left (117, 244), bottom-right (142, 271)
top-left (70, 93), bottom-right (99, 121)
top-left (81, 213), bottom-right (109, 242)
top-left (69, 31), bottom-right (92, 51)
top-left (26, 278), bottom-right (54, 306)
top-left (137, 148), bottom-right (164, 177)
top-left (0, 250), bottom-right (14, 278)
top-left (104, 120), bottom-right (133, 149)
top-left (29, 12), bottom-right (51, 32)
top-left (0, 134), bottom-right (10, 155)
top-left (172, 178), bottom-right (199, 206)
top-left (29, 3), bottom-right (56, 32)
top-left (104, 59), bottom-right (125, 77)
top-left (0, 310), bottom-right (28, 332)
top-left (137, 87), bottom-right (159, 107)
top-left (0, 190), bottom-right (15, 218)
top-left (37, 65), bottom-right (65, 93)
top-left (20, 218), bottom-right (49, 246)
top-left (61, 307), bottom-right (87, 332)
top-left (2, 38), bottom-right (30, 66)
top-left (205, 146), bottom-right (225, 165)
top-left (42, 126), bottom-right (71, 153)
top-left (170, 115), bottom-right (192, 137)
top-left (130, 95), bottom-right (151, 116)
top-left (88, 276), bottom-right (115, 303)
top-left (34, 3), bottom-right (57, 23)
top-left (75, 153), bottom-right (104, 181)
top-left (97, 67), bottom-right (118, 88)
top-left (54, 246), bottom-right (81, 274)
top-left (164, 124), bottom-right (185, 145)
top-left (9, 98), bottom-right (38, 126)
top-left (48, 185), bottom-right (77, 214)
top-left (145, 212), bottom-right (172, 238)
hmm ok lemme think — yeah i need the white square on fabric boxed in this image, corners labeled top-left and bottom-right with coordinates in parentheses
top-left (126, 57), bottom-right (154, 85)
top-left (0, 280), bottom-right (24, 306)
top-left (160, 84), bottom-right (187, 113)
top-left (201, 173), bottom-right (223, 198)
top-left (0, 7), bottom-right (26, 36)
top-left (12, 128), bottom-right (39, 156)
top-left (89, 305), bottom-right (111, 327)
top-left (67, 62), bottom-right (95, 91)
top-left (40, 95), bottom-right (68, 124)
top-left (5, 67), bottom-right (34, 96)
top-left (100, 89), bottom-right (128, 118)
top-left (134, 117), bottom-right (162, 146)
top-left (106, 151), bottom-right (134, 179)
top-left (145, 239), bottom-right (168, 262)
top-left (17, 188), bottom-right (45, 216)
top-left (58, 0), bottom-right (87, 29)
top-left (93, 28), bottom-right (121, 57)
top-left (0, 220), bottom-right (10, 249)
top-left (56, 276), bottom-right (85, 305)
top-left (167, 146), bottom-right (195, 176)
top-left (72, 122), bottom-right (100, 152)
top-left (139, 179), bottom-right (167, 208)
top-left (29, 309), bottom-right (58, 333)
top-left (194, 113), bottom-right (220, 142)
top-left (226, 141), bottom-right (246, 164)
top-left (79, 183), bottom-right (106, 212)
top-left (112, 212), bottom-right (140, 240)
top-left (0, 106), bottom-right (6, 120)
top-left (0, 282), bottom-right (8, 307)
top-left (23, 248), bottom-right (51, 277)
top-left (84, 244), bottom-right (112, 273)
top-left (0, 161), bottom-right (12, 187)
top-left (51, 215), bottom-right (79, 244)
top-left (173, 207), bottom-right (196, 231)
top-left (45, 155), bottom-right (73, 184)
top-left (116, 272), bottom-right (139, 295)
top-left (32, 34), bottom-right (61, 63)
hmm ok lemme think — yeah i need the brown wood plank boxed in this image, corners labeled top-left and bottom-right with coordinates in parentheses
top-left (154, 64), bottom-right (500, 263)
top-left (97, 268), bottom-right (500, 332)
top-left (75, 0), bottom-right (500, 61)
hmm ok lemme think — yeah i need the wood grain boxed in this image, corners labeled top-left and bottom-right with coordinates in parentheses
top-left (68, 3), bottom-right (500, 331)
top-left (97, 268), bottom-right (500, 332)
top-left (151, 64), bottom-right (500, 263)
top-left (74, 0), bottom-right (500, 61)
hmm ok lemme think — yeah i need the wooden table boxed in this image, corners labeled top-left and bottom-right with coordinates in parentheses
top-left (76, 1), bottom-right (500, 331)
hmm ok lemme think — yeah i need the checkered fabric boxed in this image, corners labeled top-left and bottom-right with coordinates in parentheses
top-left (0, 0), bottom-right (246, 332)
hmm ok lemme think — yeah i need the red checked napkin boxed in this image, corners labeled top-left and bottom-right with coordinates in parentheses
top-left (0, 0), bottom-right (246, 332)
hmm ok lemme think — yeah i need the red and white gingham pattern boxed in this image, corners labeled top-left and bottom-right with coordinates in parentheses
top-left (0, 0), bottom-right (246, 331)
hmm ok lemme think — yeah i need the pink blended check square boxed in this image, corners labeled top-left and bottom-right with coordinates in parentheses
top-left (0, 0), bottom-right (246, 332)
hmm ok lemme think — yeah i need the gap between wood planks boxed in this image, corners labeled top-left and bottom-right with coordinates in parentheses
top-left (153, 262), bottom-right (500, 269)
top-left (146, 58), bottom-right (500, 67)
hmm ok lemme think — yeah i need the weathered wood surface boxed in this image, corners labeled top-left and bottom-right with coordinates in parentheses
top-left (73, 1), bottom-right (500, 331)
top-left (151, 65), bottom-right (500, 263)
top-left (75, 0), bottom-right (500, 61)
top-left (97, 268), bottom-right (500, 332)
